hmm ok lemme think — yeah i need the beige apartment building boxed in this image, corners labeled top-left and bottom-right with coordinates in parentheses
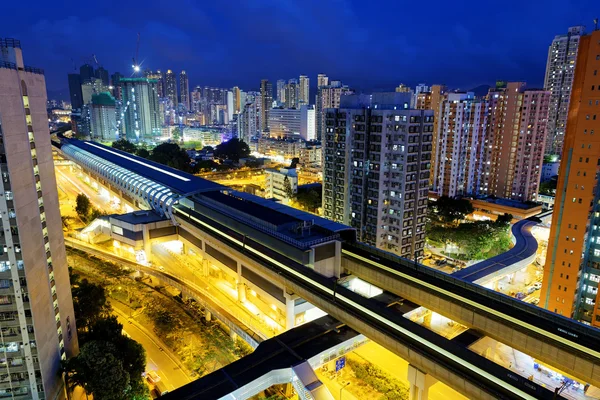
top-left (0, 38), bottom-right (78, 399)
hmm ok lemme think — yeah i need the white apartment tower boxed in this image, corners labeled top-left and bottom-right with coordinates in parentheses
top-left (433, 92), bottom-right (488, 198)
top-left (323, 93), bottom-right (433, 259)
top-left (544, 26), bottom-right (584, 156)
top-left (299, 75), bottom-right (309, 105)
top-left (0, 38), bottom-right (78, 400)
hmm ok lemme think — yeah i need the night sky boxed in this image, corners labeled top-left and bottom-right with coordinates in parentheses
top-left (3, 0), bottom-right (599, 99)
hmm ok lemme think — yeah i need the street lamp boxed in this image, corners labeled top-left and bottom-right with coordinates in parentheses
top-left (340, 382), bottom-right (350, 399)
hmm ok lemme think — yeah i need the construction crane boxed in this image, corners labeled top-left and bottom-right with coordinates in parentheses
top-left (132, 33), bottom-right (141, 74)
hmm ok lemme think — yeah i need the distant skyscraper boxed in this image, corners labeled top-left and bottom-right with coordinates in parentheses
top-left (544, 26), bottom-right (584, 156)
top-left (428, 85), bottom-right (446, 186)
top-left (68, 73), bottom-right (83, 109)
top-left (226, 90), bottom-right (234, 122)
top-left (317, 74), bottom-right (328, 88)
top-left (323, 93), bottom-right (432, 259)
top-left (110, 72), bottom-right (123, 99)
top-left (285, 79), bottom-right (299, 109)
top-left (179, 70), bottom-right (189, 110)
top-left (299, 75), bottom-right (309, 105)
top-left (191, 86), bottom-right (202, 113)
top-left (232, 86), bottom-right (242, 114)
top-left (0, 37), bottom-right (78, 399)
top-left (79, 63), bottom-right (94, 83)
top-left (95, 66), bottom-right (109, 86)
top-left (90, 92), bottom-right (117, 142)
top-left (81, 77), bottom-right (106, 105)
top-left (316, 81), bottom-right (353, 141)
top-left (541, 30), bottom-right (600, 323)
top-left (119, 77), bottom-right (161, 141)
top-left (395, 83), bottom-right (412, 93)
top-left (415, 83), bottom-right (430, 95)
top-left (165, 69), bottom-right (177, 107)
top-left (145, 70), bottom-right (164, 98)
top-left (276, 79), bottom-right (286, 104)
top-left (260, 79), bottom-right (273, 134)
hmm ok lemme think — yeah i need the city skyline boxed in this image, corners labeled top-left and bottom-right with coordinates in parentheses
top-left (2, 0), bottom-right (599, 97)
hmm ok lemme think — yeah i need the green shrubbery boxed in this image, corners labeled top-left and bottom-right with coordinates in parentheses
top-left (348, 359), bottom-right (408, 400)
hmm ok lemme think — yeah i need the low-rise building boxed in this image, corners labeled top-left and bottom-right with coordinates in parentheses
top-left (265, 167), bottom-right (298, 203)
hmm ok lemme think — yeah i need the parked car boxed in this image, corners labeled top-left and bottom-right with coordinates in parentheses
top-left (516, 292), bottom-right (525, 300)
top-left (533, 282), bottom-right (542, 290)
top-left (154, 381), bottom-right (169, 397)
top-left (158, 266), bottom-right (165, 272)
top-left (527, 286), bottom-right (536, 295)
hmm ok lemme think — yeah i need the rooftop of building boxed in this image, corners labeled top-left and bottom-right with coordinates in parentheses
top-left (0, 38), bottom-right (21, 48)
top-left (109, 210), bottom-right (167, 225)
top-left (63, 139), bottom-right (225, 196)
top-left (471, 196), bottom-right (541, 210)
top-left (119, 77), bottom-right (158, 84)
top-left (91, 92), bottom-right (116, 107)
top-left (195, 190), bottom-right (353, 246)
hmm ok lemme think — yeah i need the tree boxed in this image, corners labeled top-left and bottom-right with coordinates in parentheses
top-left (171, 127), bottom-right (181, 142)
top-left (431, 196), bottom-right (474, 225)
top-left (64, 341), bottom-right (131, 400)
top-left (71, 278), bottom-right (110, 331)
top-left (148, 142), bottom-right (193, 172)
top-left (75, 194), bottom-right (91, 221)
top-left (112, 139), bottom-right (137, 154)
top-left (135, 148), bottom-right (150, 158)
top-left (214, 138), bottom-right (250, 162)
top-left (296, 189), bottom-right (321, 212)
top-left (283, 176), bottom-right (294, 200)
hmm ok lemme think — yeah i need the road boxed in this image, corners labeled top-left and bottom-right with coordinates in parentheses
top-left (112, 304), bottom-right (192, 391)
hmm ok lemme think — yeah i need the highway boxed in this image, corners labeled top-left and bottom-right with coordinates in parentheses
top-left (112, 304), bottom-right (192, 391)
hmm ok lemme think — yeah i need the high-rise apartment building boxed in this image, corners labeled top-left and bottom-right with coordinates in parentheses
top-left (544, 26), bottom-right (584, 156)
top-left (317, 74), bottom-right (329, 89)
top-left (232, 86), bottom-right (242, 114)
top-left (0, 37), bottom-right (78, 400)
top-left (541, 30), bottom-right (600, 324)
top-left (144, 70), bottom-right (164, 98)
top-left (433, 92), bottom-right (488, 197)
top-left (484, 82), bottom-right (550, 201)
top-left (94, 66), bottom-right (109, 87)
top-left (323, 93), bottom-right (432, 259)
top-left (67, 73), bottom-right (83, 109)
top-left (79, 63), bottom-right (94, 83)
top-left (110, 72), bottom-right (123, 100)
top-left (316, 81), bottom-right (353, 141)
top-left (276, 79), bottom-right (286, 104)
top-left (285, 79), bottom-right (299, 109)
top-left (119, 77), bottom-right (161, 141)
top-left (90, 92), bottom-right (117, 142)
top-left (191, 86), bottom-right (202, 113)
top-left (299, 75), bottom-right (309, 105)
top-left (179, 70), bottom-right (189, 110)
top-left (428, 85), bottom-right (446, 186)
top-left (238, 99), bottom-right (259, 143)
top-left (165, 69), bottom-right (177, 107)
top-left (260, 79), bottom-right (273, 134)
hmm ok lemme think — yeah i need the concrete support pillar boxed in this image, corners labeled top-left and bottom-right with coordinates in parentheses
top-left (407, 364), bottom-right (436, 400)
top-left (142, 226), bottom-right (151, 264)
top-left (283, 383), bottom-right (293, 397)
top-left (205, 311), bottom-right (211, 322)
top-left (237, 282), bottom-right (247, 303)
top-left (284, 292), bottom-right (295, 330)
top-left (202, 259), bottom-right (210, 277)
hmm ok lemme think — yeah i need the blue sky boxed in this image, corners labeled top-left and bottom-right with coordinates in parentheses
top-left (2, 0), bottom-right (599, 98)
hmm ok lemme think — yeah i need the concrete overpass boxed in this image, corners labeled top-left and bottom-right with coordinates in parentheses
top-left (54, 139), bottom-right (596, 399)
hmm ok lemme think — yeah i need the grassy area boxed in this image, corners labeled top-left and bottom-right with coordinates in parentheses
top-left (66, 248), bottom-right (247, 377)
